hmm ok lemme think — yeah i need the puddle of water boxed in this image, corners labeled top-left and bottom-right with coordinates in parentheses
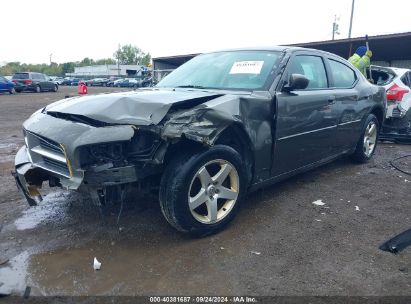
top-left (28, 237), bottom-right (231, 296)
top-left (0, 251), bottom-right (30, 295)
top-left (14, 192), bottom-right (70, 230)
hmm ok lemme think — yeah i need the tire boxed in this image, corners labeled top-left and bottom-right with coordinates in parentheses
top-left (159, 145), bottom-right (246, 236)
top-left (35, 85), bottom-right (41, 93)
top-left (9, 87), bottom-right (16, 94)
top-left (53, 84), bottom-right (58, 92)
top-left (351, 114), bottom-right (379, 163)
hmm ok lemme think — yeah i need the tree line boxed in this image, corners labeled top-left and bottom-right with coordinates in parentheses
top-left (0, 44), bottom-right (151, 76)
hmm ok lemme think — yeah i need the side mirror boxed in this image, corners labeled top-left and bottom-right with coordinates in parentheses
top-left (283, 73), bottom-right (309, 92)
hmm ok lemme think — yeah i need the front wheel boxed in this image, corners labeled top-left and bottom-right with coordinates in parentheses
top-left (160, 145), bottom-right (246, 236)
top-left (351, 114), bottom-right (379, 163)
top-left (53, 84), bottom-right (58, 92)
top-left (9, 87), bottom-right (16, 94)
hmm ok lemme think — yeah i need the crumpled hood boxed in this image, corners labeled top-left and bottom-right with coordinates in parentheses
top-left (44, 89), bottom-right (223, 125)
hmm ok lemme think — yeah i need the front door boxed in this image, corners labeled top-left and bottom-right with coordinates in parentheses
top-left (272, 54), bottom-right (338, 176)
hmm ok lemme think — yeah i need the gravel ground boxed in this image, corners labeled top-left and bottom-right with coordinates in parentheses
top-left (0, 86), bottom-right (410, 297)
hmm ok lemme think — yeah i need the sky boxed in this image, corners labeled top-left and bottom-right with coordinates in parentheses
top-left (1, 0), bottom-right (410, 64)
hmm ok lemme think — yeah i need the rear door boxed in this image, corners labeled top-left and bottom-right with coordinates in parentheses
top-left (325, 57), bottom-right (363, 151)
top-left (39, 74), bottom-right (51, 90)
top-left (272, 52), bottom-right (338, 176)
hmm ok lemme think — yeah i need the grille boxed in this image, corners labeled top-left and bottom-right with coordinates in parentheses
top-left (38, 136), bottom-right (64, 154)
top-left (43, 157), bottom-right (71, 176)
top-left (25, 131), bottom-right (71, 178)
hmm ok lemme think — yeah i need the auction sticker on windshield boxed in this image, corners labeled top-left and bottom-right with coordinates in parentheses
top-left (229, 61), bottom-right (264, 74)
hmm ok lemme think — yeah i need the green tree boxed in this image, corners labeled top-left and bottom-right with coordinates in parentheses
top-left (79, 57), bottom-right (95, 66)
top-left (62, 62), bottom-right (75, 74)
top-left (141, 53), bottom-right (151, 66)
top-left (95, 58), bottom-right (116, 65)
top-left (113, 44), bottom-right (151, 65)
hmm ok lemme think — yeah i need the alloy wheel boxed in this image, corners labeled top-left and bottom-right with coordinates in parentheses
top-left (188, 159), bottom-right (239, 224)
top-left (363, 121), bottom-right (377, 157)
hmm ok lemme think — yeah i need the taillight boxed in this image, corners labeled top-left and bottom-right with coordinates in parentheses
top-left (386, 84), bottom-right (409, 102)
top-left (24, 80), bottom-right (32, 84)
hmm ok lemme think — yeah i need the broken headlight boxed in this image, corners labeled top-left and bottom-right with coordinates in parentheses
top-left (126, 130), bottom-right (161, 161)
top-left (89, 142), bottom-right (124, 163)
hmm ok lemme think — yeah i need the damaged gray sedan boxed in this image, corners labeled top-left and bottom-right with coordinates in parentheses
top-left (13, 47), bottom-right (386, 235)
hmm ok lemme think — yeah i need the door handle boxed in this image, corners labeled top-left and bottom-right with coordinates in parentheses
top-left (328, 96), bottom-right (336, 103)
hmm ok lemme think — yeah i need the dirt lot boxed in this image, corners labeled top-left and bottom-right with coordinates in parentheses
top-left (0, 86), bottom-right (410, 297)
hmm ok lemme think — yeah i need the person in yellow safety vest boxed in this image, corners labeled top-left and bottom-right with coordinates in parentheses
top-left (348, 46), bottom-right (373, 76)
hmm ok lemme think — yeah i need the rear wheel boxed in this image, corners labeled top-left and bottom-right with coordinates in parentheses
top-left (53, 84), bottom-right (58, 92)
top-left (9, 87), bottom-right (16, 94)
top-left (160, 145), bottom-right (246, 236)
top-left (351, 114), bottom-right (379, 163)
top-left (35, 85), bottom-right (41, 93)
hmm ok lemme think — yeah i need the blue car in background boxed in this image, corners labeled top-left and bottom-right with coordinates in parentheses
top-left (0, 76), bottom-right (16, 94)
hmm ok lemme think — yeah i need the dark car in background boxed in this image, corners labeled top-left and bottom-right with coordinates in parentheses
top-left (12, 72), bottom-right (58, 93)
top-left (61, 78), bottom-right (75, 86)
top-left (87, 78), bottom-right (110, 87)
top-left (0, 76), bottom-right (17, 94)
top-left (106, 77), bottom-right (122, 87)
top-left (70, 78), bottom-right (83, 86)
top-left (13, 47), bottom-right (386, 235)
top-left (116, 78), bottom-right (139, 88)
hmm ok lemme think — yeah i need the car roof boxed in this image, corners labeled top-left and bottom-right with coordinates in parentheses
top-left (14, 72), bottom-right (43, 75)
top-left (371, 65), bottom-right (410, 77)
top-left (206, 46), bottom-right (346, 60)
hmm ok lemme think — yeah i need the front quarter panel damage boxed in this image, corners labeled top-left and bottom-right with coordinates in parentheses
top-left (161, 92), bottom-right (274, 182)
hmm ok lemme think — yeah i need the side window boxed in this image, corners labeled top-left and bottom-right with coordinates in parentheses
top-left (328, 59), bottom-right (357, 88)
top-left (0, 76), bottom-right (5, 82)
top-left (288, 55), bottom-right (328, 89)
top-left (32, 74), bottom-right (39, 80)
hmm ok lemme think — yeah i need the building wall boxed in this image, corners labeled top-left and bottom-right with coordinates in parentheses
top-left (69, 65), bottom-right (144, 77)
top-left (372, 60), bottom-right (411, 69)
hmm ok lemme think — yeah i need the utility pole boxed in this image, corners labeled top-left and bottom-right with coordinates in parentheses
top-left (332, 15), bottom-right (340, 40)
top-left (348, 0), bottom-right (355, 38)
top-left (117, 44), bottom-right (121, 76)
top-left (49, 53), bottom-right (53, 65)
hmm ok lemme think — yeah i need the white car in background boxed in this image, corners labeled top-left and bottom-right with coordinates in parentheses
top-left (369, 66), bottom-right (411, 136)
top-left (53, 77), bottom-right (65, 85)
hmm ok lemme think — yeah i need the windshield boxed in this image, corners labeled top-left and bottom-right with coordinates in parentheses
top-left (157, 51), bottom-right (281, 90)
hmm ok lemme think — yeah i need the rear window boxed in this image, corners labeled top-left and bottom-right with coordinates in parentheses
top-left (13, 73), bottom-right (29, 80)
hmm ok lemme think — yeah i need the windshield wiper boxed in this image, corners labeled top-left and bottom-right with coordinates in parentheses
top-left (175, 85), bottom-right (208, 89)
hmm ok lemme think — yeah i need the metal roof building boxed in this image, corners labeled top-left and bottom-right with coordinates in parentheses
top-left (67, 64), bottom-right (145, 77)
top-left (152, 32), bottom-right (411, 81)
